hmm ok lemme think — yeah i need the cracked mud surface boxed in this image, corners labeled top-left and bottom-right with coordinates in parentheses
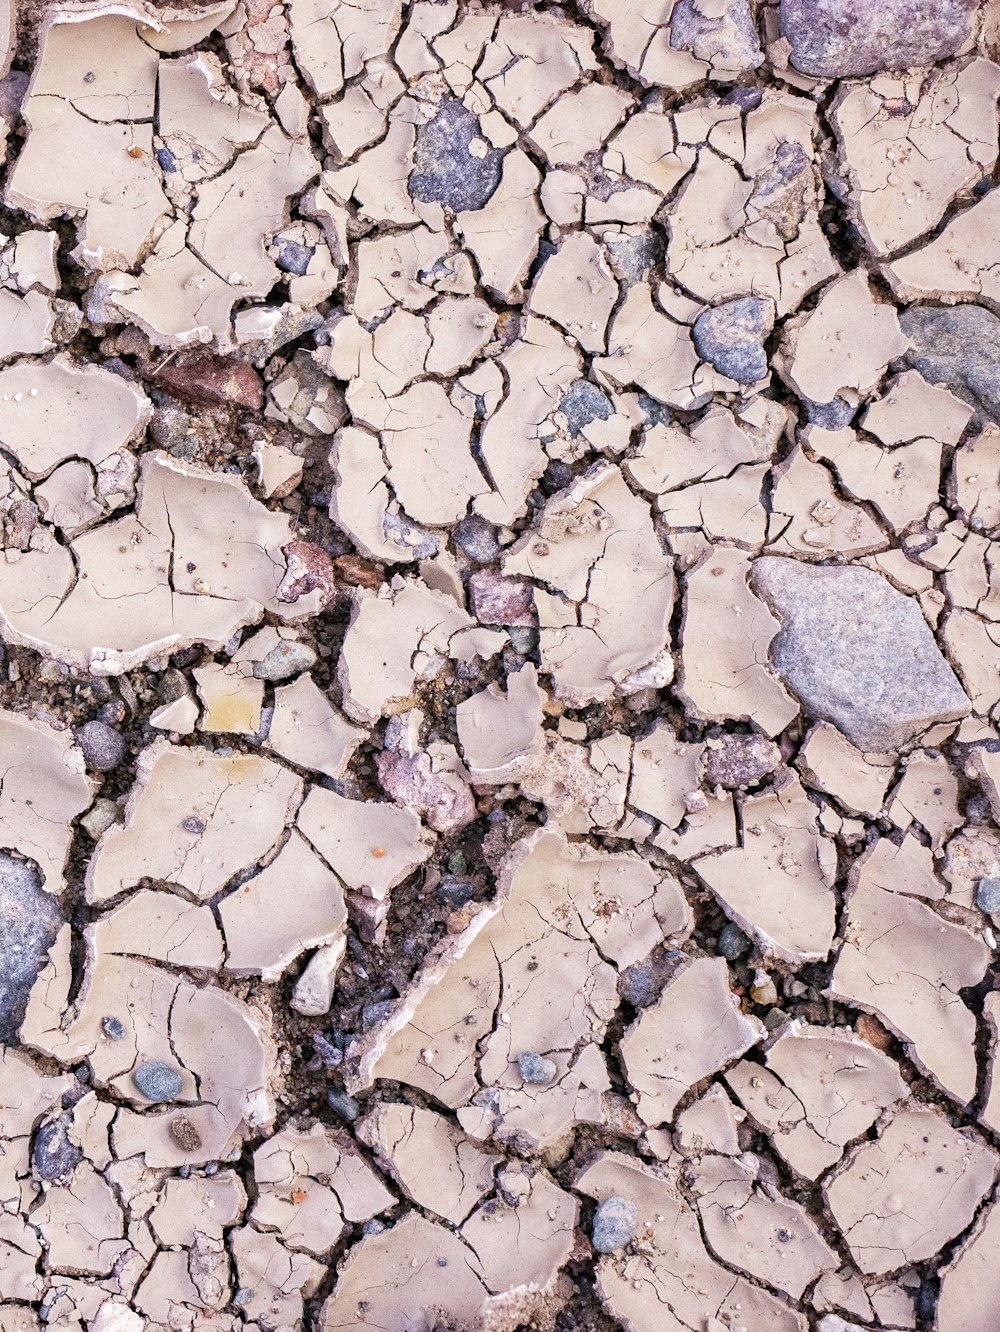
top-left (1, 0), bottom-right (1000, 1329)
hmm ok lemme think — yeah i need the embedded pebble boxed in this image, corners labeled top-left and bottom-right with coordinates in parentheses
top-left (518, 1051), bottom-right (557, 1085)
top-left (32, 1116), bottom-right (82, 1181)
top-left (976, 877), bottom-right (1000, 915)
top-left (132, 1060), bottom-right (183, 1103)
top-left (168, 1114), bottom-right (203, 1151)
top-left (251, 639), bottom-right (318, 681)
top-left (693, 297), bottom-right (774, 385)
top-left (592, 1196), bottom-right (638, 1253)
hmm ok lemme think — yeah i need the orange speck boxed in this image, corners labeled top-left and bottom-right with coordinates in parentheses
top-left (128, 145), bottom-right (143, 159)
top-left (372, 847), bottom-right (385, 858)
top-left (291, 1188), bottom-right (308, 1204)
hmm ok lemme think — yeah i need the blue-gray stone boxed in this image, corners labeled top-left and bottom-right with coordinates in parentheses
top-left (275, 239), bottom-right (313, 276)
top-left (693, 297), bottom-right (775, 384)
top-left (33, 1116), bottom-right (82, 1181)
top-left (518, 1051), bottom-right (557, 1085)
top-left (453, 515), bottom-right (501, 564)
top-left (102, 1015), bottom-right (125, 1041)
top-left (133, 1060), bottom-right (183, 1103)
top-left (251, 639), bottom-right (317, 681)
top-left (409, 99), bottom-right (505, 213)
top-left (327, 1090), bottom-right (360, 1122)
top-left (559, 381), bottom-right (614, 438)
top-left (0, 852), bottom-right (62, 1044)
top-left (806, 396), bottom-right (855, 429)
top-left (592, 1196), bottom-right (637, 1253)
top-left (901, 303), bottom-right (1000, 427)
top-left (718, 922), bottom-right (750, 961)
top-left (977, 876), bottom-right (1000, 915)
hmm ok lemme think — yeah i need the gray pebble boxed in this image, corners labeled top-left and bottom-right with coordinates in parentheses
top-left (362, 1000), bottom-right (395, 1030)
top-left (77, 720), bottom-right (127, 772)
top-left (133, 1060), bottom-right (183, 1103)
top-left (977, 876), bottom-right (1000, 915)
top-left (327, 1090), bottom-right (360, 1122)
top-left (693, 297), bottom-right (775, 385)
top-left (703, 733), bottom-right (782, 790)
top-left (102, 1015), bottom-right (125, 1041)
top-left (518, 1051), bottom-right (557, 1085)
top-left (592, 1196), bottom-right (638, 1253)
top-left (718, 922), bottom-right (750, 961)
top-left (453, 514), bottom-right (501, 564)
top-left (558, 381), bottom-right (614, 437)
top-left (805, 396), bottom-right (855, 429)
top-left (507, 626), bottom-right (539, 656)
top-left (32, 1116), bottom-right (82, 1181)
top-left (618, 950), bottom-right (683, 1008)
top-left (275, 238), bottom-right (313, 276)
top-left (251, 639), bottom-right (318, 681)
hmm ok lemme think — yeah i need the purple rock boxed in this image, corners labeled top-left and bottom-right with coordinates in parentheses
top-left (779, 0), bottom-right (978, 78)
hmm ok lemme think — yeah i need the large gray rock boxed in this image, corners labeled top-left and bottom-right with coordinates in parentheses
top-left (0, 853), bottom-right (62, 1043)
top-left (779, 0), bottom-right (978, 77)
top-left (409, 99), bottom-right (505, 214)
top-left (751, 558), bottom-right (970, 752)
top-left (693, 297), bottom-right (774, 385)
top-left (900, 304), bottom-right (1000, 427)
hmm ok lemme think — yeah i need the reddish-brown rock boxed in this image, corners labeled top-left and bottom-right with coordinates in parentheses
top-left (155, 356), bottom-right (265, 411)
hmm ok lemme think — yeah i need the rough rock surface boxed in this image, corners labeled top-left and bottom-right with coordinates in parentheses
top-left (901, 303), bottom-right (1000, 425)
top-left (752, 557), bottom-right (970, 751)
top-left (0, 854), bottom-right (61, 1042)
top-left (779, 0), bottom-right (979, 77)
